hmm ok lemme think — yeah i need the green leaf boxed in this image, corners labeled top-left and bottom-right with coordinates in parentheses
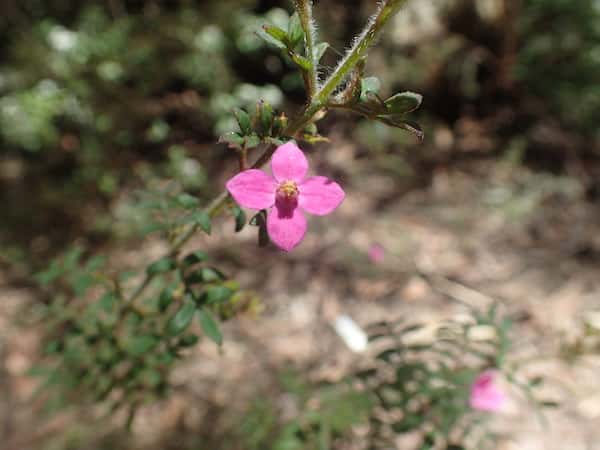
top-left (232, 205), bottom-right (246, 232)
top-left (166, 299), bottom-right (196, 336)
top-left (203, 285), bottom-right (235, 305)
top-left (63, 246), bottom-right (84, 270)
top-left (287, 12), bottom-right (304, 47)
top-left (383, 91), bottom-right (423, 115)
top-left (178, 334), bottom-right (200, 347)
top-left (258, 224), bottom-right (270, 247)
top-left (176, 193), bottom-right (200, 210)
top-left (360, 77), bottom-right (381, 102)
top-left (187, 211), bottom-right (212, 234)
top-left (146, 257), bottom-right (177, 276)
top-left (305, 123), bottom-right (318, 135)
top-left (265, 24), bottom-right (287, 42)
top-left (257, 100), bottom-right (273, 136)
top-left (159, 285), bottom-right (176, 311)
top-left (99, 292), bottom-right (116, 312)
top-left (290, 52), bottom-right (312, 71)
top-left (182, 250), bottom-right (209, 267)
top-left (258, 25), bottom-right (288, 49)
top-left (249, 210), bottom-right (267, 226)
top-left (244, 133), bottom-right (261, 149)
top-left (35, 262), bottom-right (64, 285)
top-left (314, 42), bottom-right (329, 62)
top-left (198, 308), bottom-right (222, 345)
top-left (375, 116), bottom-right (424, 142)
top-left (185, 266), bottom-right (224, 284)
top-left (218, 131), bottom-right (245, 150)
top-left (233, 108), bottom-right (252, 135)
top-left (199, 267), bottom-right (225, 282)
top-left (125, 335), bottom-right (158, 357)
top-left (249, 210), bottom-right (270, 247)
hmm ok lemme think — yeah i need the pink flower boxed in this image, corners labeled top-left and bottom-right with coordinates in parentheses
top-left (469, 370), bottom-right (506, 412)
top-left (226, 142), bottom-right (345, 252)
top-left (368, 243), bottom-right (385, 264)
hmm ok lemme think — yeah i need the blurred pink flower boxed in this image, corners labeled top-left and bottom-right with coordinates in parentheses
top-left (368, 243), bottom-right (385, 264)
top-left (226, 142), bottom-right (345, 252)
top-left (469, 370), bottom-right (506, 412)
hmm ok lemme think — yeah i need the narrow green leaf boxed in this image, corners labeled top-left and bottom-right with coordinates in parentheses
top-left (198, 308), bottom-right (222, 345)
top-left (218, 131), bottom-right (244, 150)
top-left (200, 267), bottom-right (225, 282)
top-left (188, 211), bottom-right (211, 234)
top-left (383, 91), bottom-right (423, 115)
top-left (232, 205), bottom-right (246, 232)
top-left (35, 262), bottom-right (64, 286)
top-left (360, 77), bottom-right (381, 102)
top-left (203, 285), bottom-right (235, 305)
top-left (99, 292), bottom-right (116, 312)
top-left (249, 210), bottom-right (269, 247)
top-left (166, 299), bottom-right (196, 336)
top-left (233, 108), bottom-right (252, 135)
top-left (125, 335), bottom-right (158, 357)
top-left (287, 12), bottom-right (304, 47)
top-left (375, 116), bottom-right (424, 142)
top-left (257, 101), bottom-right (273, 136)
top-left (185, 267), bottom-right (226, 284)
top-left (182, 250), bottom-right (209, 267)
top-left (264, 24), bottom-right (287, 42)
top-left (159, 285), bottom-right (176, 311)
top-left (146, 257), bottom-right (177, 276)
top-left (244, 134), bottom-right (261, 149)
top-left (176, 193), bottom-right (200, 209)
top-left (178, 334), bottom-right (200, 347)
top-left (258, 223), bottom-right (270, 247)
top-left (290, 52), bottom-right (312, 71)
top-left (249, 210), bottom-right (267, 226)
top-left (258, 25), bottom-right (288, 49)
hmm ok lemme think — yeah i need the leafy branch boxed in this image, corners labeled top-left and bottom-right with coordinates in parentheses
top-left (127, 0), bottom-right (418, 305)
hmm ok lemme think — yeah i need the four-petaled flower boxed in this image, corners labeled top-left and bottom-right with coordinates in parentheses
top-left (226, 142), bottom-right (345, 252)
top-left (469, 370), bottom-right (506, 412)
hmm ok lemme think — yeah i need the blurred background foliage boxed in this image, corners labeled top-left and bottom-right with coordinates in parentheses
top-left (1, 0), bottom-right (599, 448)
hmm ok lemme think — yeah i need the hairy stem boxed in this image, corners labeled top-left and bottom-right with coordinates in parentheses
top-left (316, 0), bottom-right (407, 104)
top-left (293, 0), bottom-right (318, 96)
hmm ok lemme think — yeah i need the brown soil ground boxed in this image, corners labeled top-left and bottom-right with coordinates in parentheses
top-left (2, 140), bottom-right (600, 450)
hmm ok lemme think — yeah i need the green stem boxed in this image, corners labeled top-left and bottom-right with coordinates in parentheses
top-left (316, 0), bottom-right (408, 104)
top-left (294, 0), bottom-right (318, 97)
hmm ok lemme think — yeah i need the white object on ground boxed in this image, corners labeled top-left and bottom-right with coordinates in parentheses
top-left (334, 315), bottom-right (368, 353)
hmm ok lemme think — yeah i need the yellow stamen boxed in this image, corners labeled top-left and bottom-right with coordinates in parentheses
top-left (277, 180), bottom-right (299, 199)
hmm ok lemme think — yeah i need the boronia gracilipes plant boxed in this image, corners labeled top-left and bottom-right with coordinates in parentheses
top-left (32, 0), bottom-right (423, 426)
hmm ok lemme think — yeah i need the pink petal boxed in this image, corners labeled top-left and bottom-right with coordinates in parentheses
top-left (267, 200), bottom-right (307, 252)
top-left (226, 169), bottom-right (276, 210)
top-left (271, 141), bottom-right (308, 182)
top-left (469, 370), bottom-right (506, 412)
top-left (298, 176), bottom-right (345, 216)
